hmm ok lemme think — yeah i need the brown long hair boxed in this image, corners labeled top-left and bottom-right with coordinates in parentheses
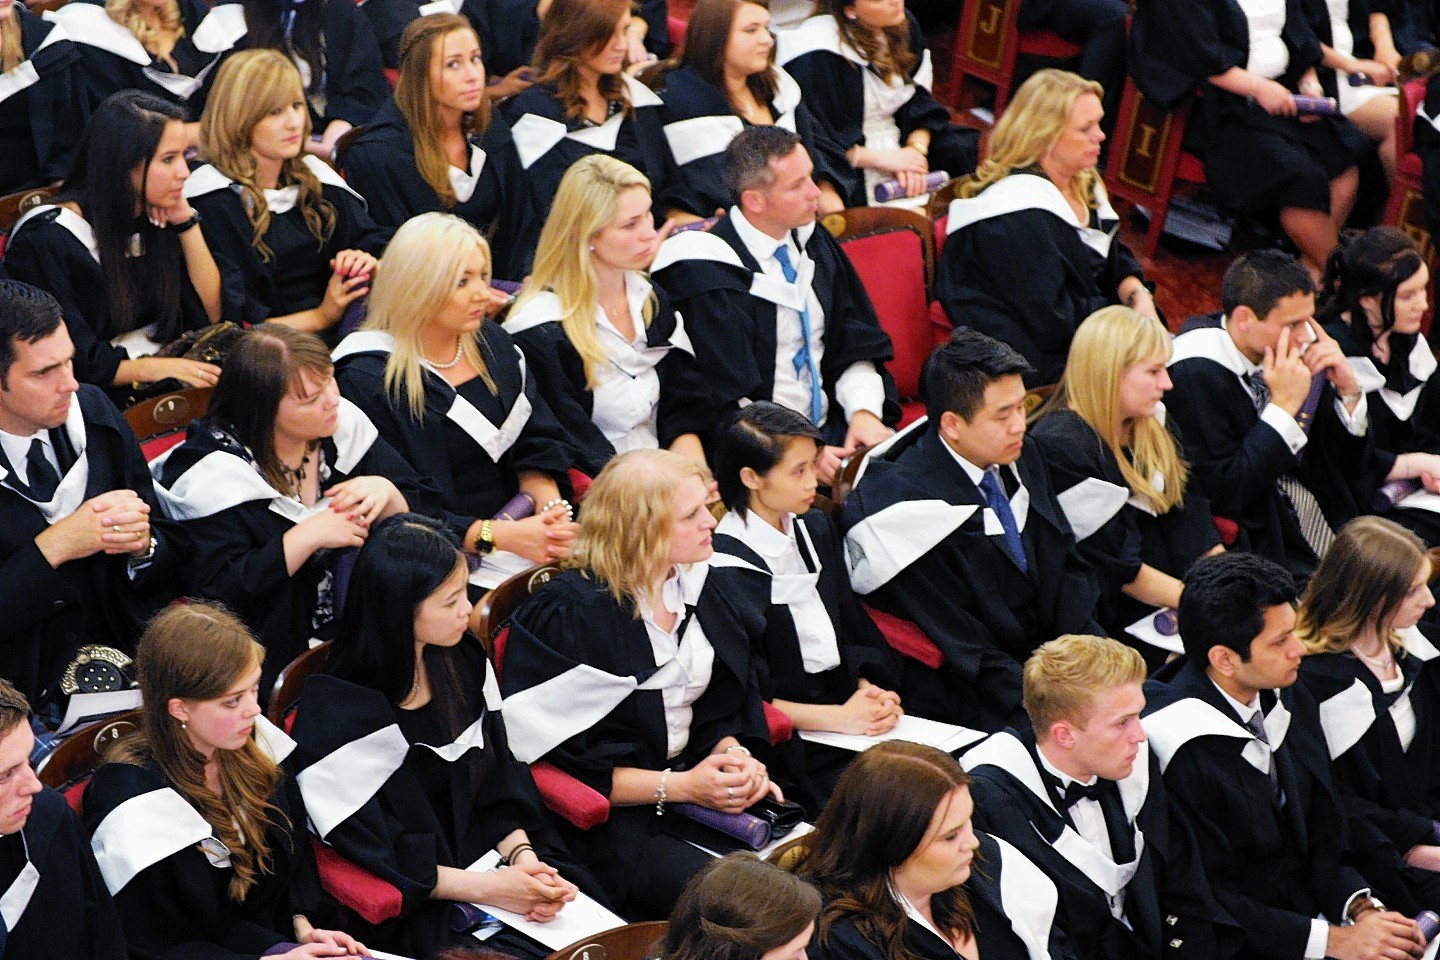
top-left (782, 741), bottom-right (978, 960)
top-left (682, 0), bottom-right (778, 109)
top-left (817, 0), bottom-right (915, 82)
top-left (199, 48), bottom-right (336, 261)
top-left (663, 855), bottom-right (820, 960)
top-left (531, 0), bottom-right (632, 121)
top-left (107, 603), bottom-right (285, 903)
top-left (395, 14), bottom-right (492, 208)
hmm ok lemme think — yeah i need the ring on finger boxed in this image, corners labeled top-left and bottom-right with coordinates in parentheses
top-left (112, 525), bottom-right (121, 534)
top-left (726, 786), bottom-right (734, 800)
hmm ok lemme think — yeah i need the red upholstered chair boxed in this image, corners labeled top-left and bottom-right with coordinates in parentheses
top-left (36, 711), bottom-right (141, 814)
top-left (1386, 78), bottom-right (1436, 334)
top-left (941, 0), bottom-right (1081, 113)
top-left (1103, 78), bottom-right (1207, 259)
top-left (861, 602), bottom-right (944, 670)
top-left (826, 207), bottom-right (939, 428)
top-left (123, 386), bottom-right (212, 462)
top-left (668, 15), bottom-right (688, 50)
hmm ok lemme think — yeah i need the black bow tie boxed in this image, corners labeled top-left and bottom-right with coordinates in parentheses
top-left (1060, 778), bottom-right (1113, 810)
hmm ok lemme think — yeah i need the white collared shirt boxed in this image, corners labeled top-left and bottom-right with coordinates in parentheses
top-left (938, 439), bottom-right (1030, 532)
top-left (639, 571), bottom-right (715, 758)
top-left (1036, 747), bottom-right (1127, 920)
top-left (728, 207), bottom-right (885, 427)
top-left (589, 272), bottom-right (664, 453)
top-left (0, 428), bottom-right (58, 489)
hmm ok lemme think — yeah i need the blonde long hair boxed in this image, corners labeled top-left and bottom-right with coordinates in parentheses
top-left (362, 212), bottom-right (496, 418)
top-left (107, 604), bottom-right (285, 903)
top-left (395, 15), bottom-right (491, 209)
top-left (105, 0), bottom-right (184, 58)
top-left (0, 13), bottom-right (20, 73)
top-left (1038, 306), bottom-right (1188, 513)
top-left (511, 155), bottom-right (657, 390)
top-left (958, 68), bottom-right (1103, 205)
top-left (567, 449), bottom-right (713, 611)
top-left (199, 49), bottom-right (336, 261)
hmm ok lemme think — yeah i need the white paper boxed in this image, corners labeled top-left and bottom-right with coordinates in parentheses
top-left (1396, 490), bottom-right (1440, 516)
top-left (1124, 608), bottom-right (1184, 655)
top-left (464, 851), bottom-right (627, 951)
top-left (797, 713), bottom-right (985, 754)
top-left (55, 689), bottom-right (142, 734)
top-left (686, 819), bottom-right (815, 860)
top-left (365, 951), bottom-right (421, 960)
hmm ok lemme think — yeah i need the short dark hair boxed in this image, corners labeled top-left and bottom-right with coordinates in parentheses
top-left (921, 328), bottom-right (1032, 423)
top-left (725, 125), bottom-right (804, 198)
top-left (1221, 249), bottom-right (1316, 320)
top-left (716, 402), bottom-right (822, 518)
top-left (0, 280), bottom-right (65, 388)
top-left (1178, 552), bottom-right (1297, 663)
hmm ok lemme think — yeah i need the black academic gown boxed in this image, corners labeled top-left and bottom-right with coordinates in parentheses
top-left (0, 787), bottom-right (127, 960)
top-left (935, 172), bottom-right (1145, 389)
top-left (1128, 0), bottom-right (1365, 217)
top-left (1142, 658), bottom-right (1371, 960)
top-left (503, 276), bottom-right (716, 477)
top-left (342, 98), bottom-right (538, 282)
top-left (1326, 319), bottom-right (1440, 457)
top-left (150, 403), bottom-right (437, 694)
top-left (654, 64), bottom-right (856, 218)
top-left (83, 737), bottom-right (323, 960)
top-left (2, 205), bottom-right (213, 389)
top-left (0, 6), bottom-right (85, 194)
top-left (500, 566), bottom-right (770, 916)
top-left (0, 386), bottom-right (182, 716)
top-left (1029, 408), bottom-right (1220, 663)
top-left (808, 833), bottom-right (1077, 960)
top-left (963, 729), bottom-right (1239, 960)
top-left (331, 325), bottom-right (574, 573)
top-left (50, 0), bottom-right (244, 122)
top-left (1296, 634), bottom-right (1440, 914)
top-left (1166, 314), bottom-right (1384, 584)
top-left (287, 641), bottom-right (601, 956)
top-left (237, 0), bottom-right (388, 128)
top-left (774, 13), bottom-right (978, 205)
top-left (184, 157), bottom-right (389, 332)
top-left (502, 74), bottom-right (672, 231)
top-left (839, 425), bottom-right (1102, 731)
top-left (650, 212), bottom-right (899, 446)
top-left (701, 507), bottom-right (899, 807)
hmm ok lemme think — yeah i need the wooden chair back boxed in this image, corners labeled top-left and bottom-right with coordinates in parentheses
top-left (267, 641), bottom-right (332, 724)
top-left (36, 710), bottom-right (141, 790)
top-left (475, 562), bottom-right (562, 652)
top-left (543, 922), bottom-right (668, 960)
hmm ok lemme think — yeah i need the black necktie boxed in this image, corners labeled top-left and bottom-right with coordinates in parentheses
top-left (25, 439), bottom-right (60, 502)
top-left (1246, 709), bottom-right (1285, 805)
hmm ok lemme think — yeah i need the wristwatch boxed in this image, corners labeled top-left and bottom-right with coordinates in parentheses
top-left (473, 519), bottom-right (495, 555)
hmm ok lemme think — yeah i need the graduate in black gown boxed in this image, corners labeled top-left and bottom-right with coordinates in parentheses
top-left (505, 154), bottom-right (713, 476)
top-left (334, 214), bottom-right (579, 595)
top-left (963, 635), bottom-right (1238, 960)
top-left (46, 0), bottom-right (244, 132)
top-left (502, 450), bottom-right (778, 918)
top-left (703, 402), bottom-right (901, 807)
top-left (343, 13), bottom-right (538, 282)
top-left (3, 92), bottom-right (225, 397)
top-left (188, 50), bottom-right (386, 338)
top-left (0, 679), bottom-right (126, 960)
top-left (653, 0), bottom-right (852, 221)
top-left (787, 740), bottom-right (1077, 960)
top-left (651, 125), bottom-right (898, 485)
top-left (289, 515), bottom-right (597, 959)
top-left (1295, 517), bottom-right (1440, 915)
top-left (841, 331), bottom-right (1102, 731)
top-left (1129, 0), bottom-right (1364, 275)
top-left (1030, 307), bottom-right (1221, 668)
top-left (502, 0), bottom-right (673, 230)
top-left (775, 0), bottom-right (977, 206)
top-left (936, 69), bottom-right (1155, 389)
top-left (83, 603), bottom-right (366, 960)
top-left (1142, 553), bottom-right (1428, 960)
top-left (151, 326), bottom-right (424, 695)
top-left (237, 0), bottom-right (389, 158)
top-left (0, 1), bottom-right (86, 194)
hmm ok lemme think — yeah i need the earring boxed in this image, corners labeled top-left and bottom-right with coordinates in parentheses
top-left (180, 721), bottom-right (188, 730)
top-left (589, 245), bottom-right (596, 253)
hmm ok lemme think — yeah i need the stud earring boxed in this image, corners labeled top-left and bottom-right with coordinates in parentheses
top-left (180, 721), bottom-right (188, 730)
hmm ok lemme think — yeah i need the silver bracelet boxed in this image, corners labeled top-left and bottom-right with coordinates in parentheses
top-left (655, 767), bottom-right (671, 816)
top-left (723, 744), bottom-right (751, 757)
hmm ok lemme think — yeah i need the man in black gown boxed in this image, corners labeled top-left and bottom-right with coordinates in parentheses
top-left (840, 329), bottom-right (1101, 731)
top-left (0, 678), bottom-right (126, 959)
top-left (0, 281), bottom-right (180, 725)
top-left (965, 633), bottom-right (1237, 960)
top-left (1143, 553), bottom-right (1426, 960)
top-left (651, 125), bottom-right (898, 485)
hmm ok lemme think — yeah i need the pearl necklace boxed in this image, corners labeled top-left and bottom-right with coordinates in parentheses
top-left (423, 338), bottom-right (464, 370)
top-left (1353, 643), bottom-right (1397, 673)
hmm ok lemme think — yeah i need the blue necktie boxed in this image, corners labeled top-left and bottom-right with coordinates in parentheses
top-left (25, 438), bottom-right (59, 502)
top-left (980, 468), bottom-right (1027, 573)
top-left (773, 244), bottom-right (824, 426)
